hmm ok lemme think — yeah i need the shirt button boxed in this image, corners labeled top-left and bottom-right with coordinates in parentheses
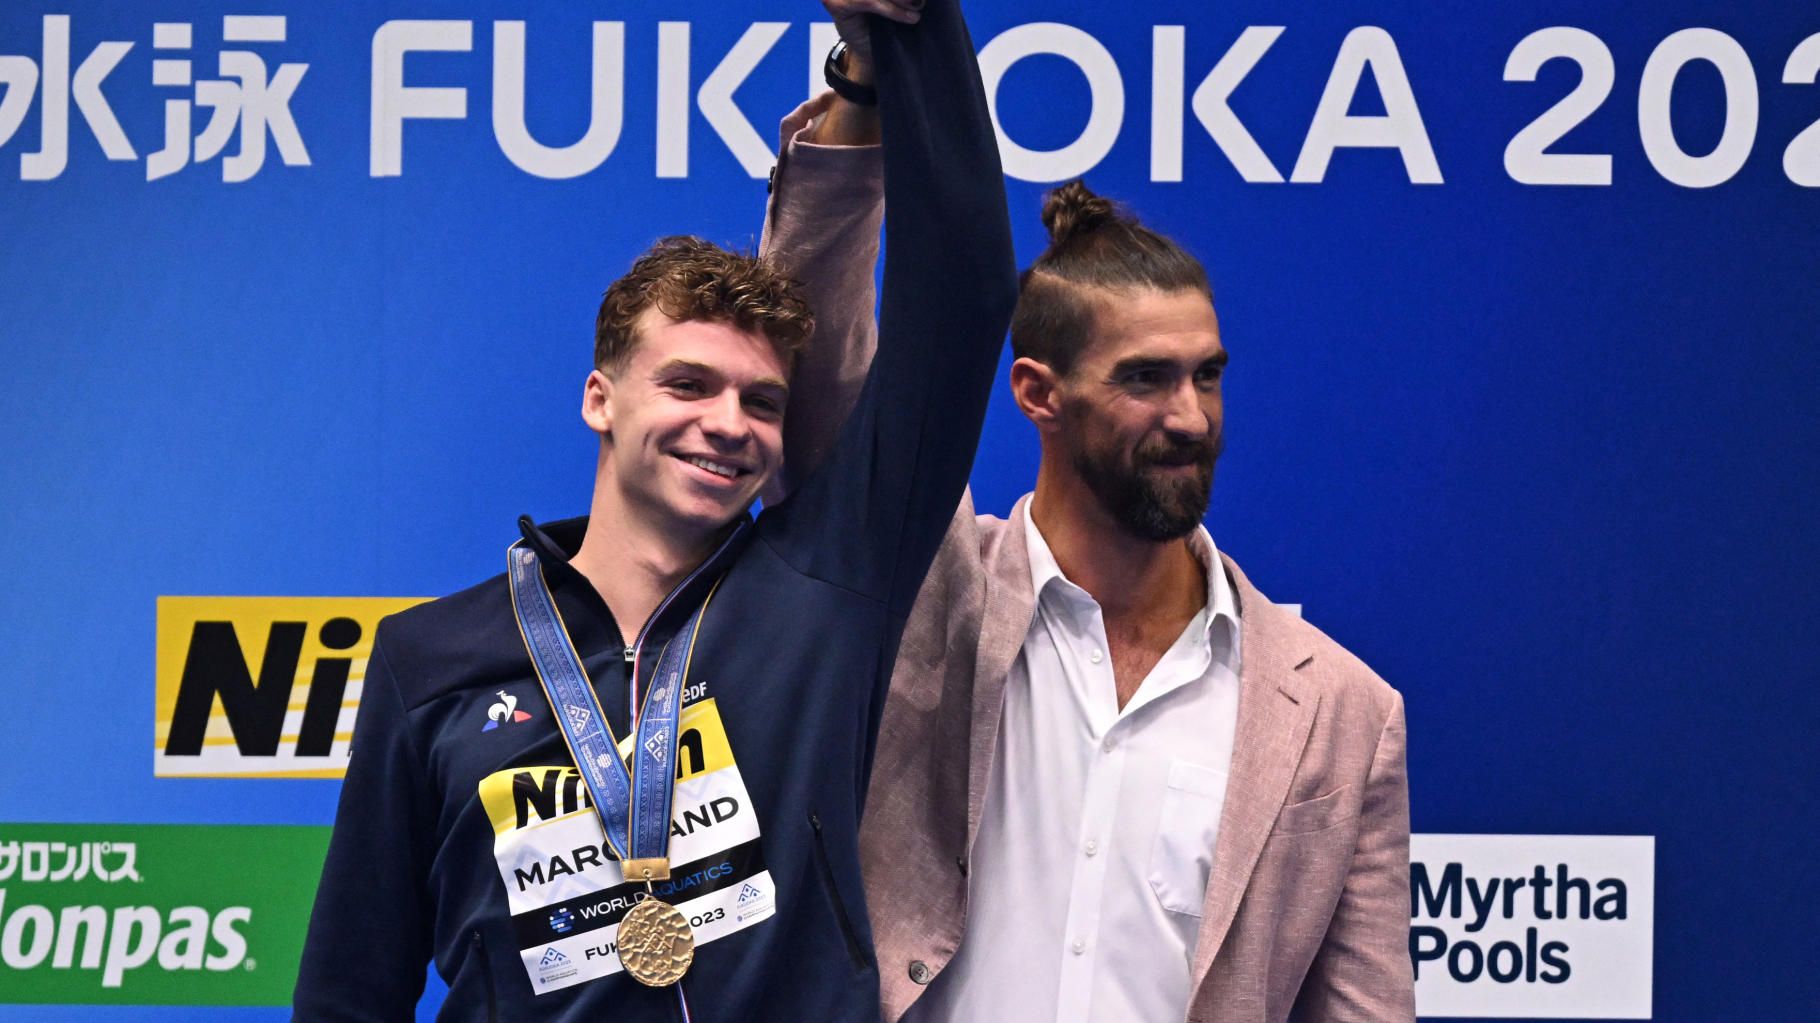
top-left (1084, 839), bottom-right (1098, 857)
top-left (908, 960), bottom-right (932, 985)
top-left (1090, 648), bottom-right (1104, 664)
top-left (1071, 939), bottom-right (1086, 955)
top-left (1101, 737), bottom-right (1116, 753)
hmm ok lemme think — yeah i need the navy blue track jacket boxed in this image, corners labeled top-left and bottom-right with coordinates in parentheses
top-left (291, 4), bottom-right (1016, 1021)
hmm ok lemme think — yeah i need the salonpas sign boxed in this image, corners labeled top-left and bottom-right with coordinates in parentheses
top-left (0, 824), bottom-right (329, 1005)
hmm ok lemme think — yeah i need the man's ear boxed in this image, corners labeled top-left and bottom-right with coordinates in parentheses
top-left (582, 369), bottom-right (614, 438)
top-left (1009, 356), bottom-right (1064, 433)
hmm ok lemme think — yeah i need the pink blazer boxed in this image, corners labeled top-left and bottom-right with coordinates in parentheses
top-left (861, 495), bottom-right (1414, 1023)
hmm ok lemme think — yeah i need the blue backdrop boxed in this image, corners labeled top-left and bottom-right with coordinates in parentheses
top-left (2, 1), bottom-right (1816, 1019)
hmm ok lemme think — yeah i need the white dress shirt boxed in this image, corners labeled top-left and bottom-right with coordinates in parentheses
top-left (908, 501), bottom-right (1242, 1023)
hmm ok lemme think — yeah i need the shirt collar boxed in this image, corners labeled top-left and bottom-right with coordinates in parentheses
top-left (1021, 497), bottom-right (1241, 652)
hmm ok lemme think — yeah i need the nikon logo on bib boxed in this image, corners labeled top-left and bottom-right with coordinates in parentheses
top-left (153, 597), bottom-right (427, 778)
top-left (0, 824), bottom-right (328, 1005)
top-left (477, 698), bottom-right (775, 994)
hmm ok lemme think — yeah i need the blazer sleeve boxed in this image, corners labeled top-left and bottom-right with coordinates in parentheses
top-left (1289, 691), bottom-right (1417, 1023)
top-left (292, 635), bottom-right (436, 1022)
top-left (757, 93), bottom-right (883, 503)
top-left (761, 0), bottom-right (1018, 619)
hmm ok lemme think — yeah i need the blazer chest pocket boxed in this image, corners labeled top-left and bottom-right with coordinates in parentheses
top-left (1272, 783), bottom-right (1358, 837)
top-left (1147, 760), bottom-right (1228, 918)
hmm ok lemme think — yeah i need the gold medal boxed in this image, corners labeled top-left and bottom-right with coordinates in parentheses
top-left (617, 897), bottom-right (695, 987)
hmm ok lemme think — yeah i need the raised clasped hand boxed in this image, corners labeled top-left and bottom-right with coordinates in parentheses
top-left (821, 0), bottom-right (925, 77)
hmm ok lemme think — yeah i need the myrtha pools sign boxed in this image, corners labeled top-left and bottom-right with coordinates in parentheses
top-left (1410, 835), bottom-right (1655, 1019)
top-left (0, 824), bottom-right (328, 1005)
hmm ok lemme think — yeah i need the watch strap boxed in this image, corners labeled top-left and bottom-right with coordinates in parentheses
top-left (824, 41), bottom-right (879, 107)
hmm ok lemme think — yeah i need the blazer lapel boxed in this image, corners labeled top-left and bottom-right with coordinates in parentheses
top-left (966, 494), bottom-right (1036, 851)
top-left (1190, 555), bottom-right (1319, 988)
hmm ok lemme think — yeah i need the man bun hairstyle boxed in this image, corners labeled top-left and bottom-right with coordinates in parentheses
top-left (594, 235), bottom-right (815, 372)
top-left (1039, 179), bottom-right (1120, 246)
top-left (1010, 180), bottom-right (1211, 375)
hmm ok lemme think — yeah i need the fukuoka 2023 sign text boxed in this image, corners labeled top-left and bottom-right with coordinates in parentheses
top-left (1, 15), bottom-right (1816, 186)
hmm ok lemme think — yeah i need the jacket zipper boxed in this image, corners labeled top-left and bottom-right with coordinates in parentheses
top-left (808, 812), bottom-right (869, 971)
top-left (626, 519), bottom-right (749, 707)
top-left (470, 929), bottom-right (498, 1023)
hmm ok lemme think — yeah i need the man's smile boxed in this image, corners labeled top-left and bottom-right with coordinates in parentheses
top-left (674, 453), bottom-right (751, 482)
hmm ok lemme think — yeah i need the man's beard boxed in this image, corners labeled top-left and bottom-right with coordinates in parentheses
top-left (1073, 431), bottom-right (1221, 542)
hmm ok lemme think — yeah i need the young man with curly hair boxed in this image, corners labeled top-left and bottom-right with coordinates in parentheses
top-left (292, 0), bottom-right (1014, 1019)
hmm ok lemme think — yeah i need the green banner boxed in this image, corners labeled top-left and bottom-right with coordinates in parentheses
top-left (0, 823), bottom-right (329, 1005)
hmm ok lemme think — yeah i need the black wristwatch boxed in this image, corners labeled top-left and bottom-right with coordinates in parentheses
top-left (823, 41), bottom-right (878, 107)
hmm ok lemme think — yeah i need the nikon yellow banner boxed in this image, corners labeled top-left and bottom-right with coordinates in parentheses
top-left (154, 597), bottom-right (427, 779)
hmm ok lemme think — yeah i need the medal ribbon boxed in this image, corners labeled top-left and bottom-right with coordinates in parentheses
top-left (507, 539), bottom-right (724, 873)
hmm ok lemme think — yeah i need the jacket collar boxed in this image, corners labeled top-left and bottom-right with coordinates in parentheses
top-left (1189, 555), bottom-right (1321, 989)
top-left (516, 512), bottom-right (754, 648)
top-left (519, 515), bottom-right (590, 580)
top-left (967, 494), bottom-right (1037, 852)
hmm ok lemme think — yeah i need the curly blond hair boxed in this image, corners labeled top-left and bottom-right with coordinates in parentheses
top-left (594, 236), bottom-right (815, 371)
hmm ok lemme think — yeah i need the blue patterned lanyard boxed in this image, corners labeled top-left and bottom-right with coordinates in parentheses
top-left (508, 540), bottom-right (723, 881)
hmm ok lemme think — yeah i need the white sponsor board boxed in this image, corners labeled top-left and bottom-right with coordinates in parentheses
top-left (1411, 834), bottom-right (1653, 1019)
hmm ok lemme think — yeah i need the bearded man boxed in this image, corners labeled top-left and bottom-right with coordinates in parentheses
top-left (768, 165), bottom-right (1415, 1020)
